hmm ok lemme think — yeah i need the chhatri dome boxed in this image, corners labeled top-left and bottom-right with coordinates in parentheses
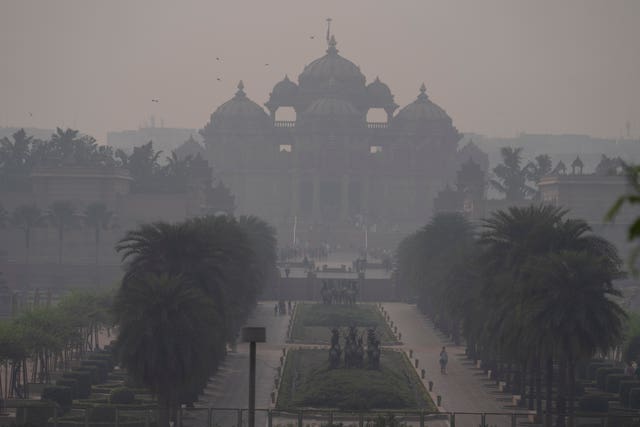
top-left (393, 84), bottom-right (454, 130)
top-left (202, 81), bottom-right (271, 134)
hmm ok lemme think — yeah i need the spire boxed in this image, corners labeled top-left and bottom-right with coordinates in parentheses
top-left (417, 83), bottom-right (428, 101)
top-left (327, 35), bottom-right (338, 55)
top-left (326, 17), bottom-right (332, 42)
top-left (235, 80), bottom-right (245, 97)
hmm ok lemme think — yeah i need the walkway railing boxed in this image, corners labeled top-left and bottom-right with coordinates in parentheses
top-left (5, 403), bottom-right (636, 427)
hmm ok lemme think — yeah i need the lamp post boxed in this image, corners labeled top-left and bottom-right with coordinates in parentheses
top-left (242, 327), bottom-right (266, 427)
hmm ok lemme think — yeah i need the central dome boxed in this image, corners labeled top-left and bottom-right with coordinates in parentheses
top-left (298, 36), bottom-right (366, 87)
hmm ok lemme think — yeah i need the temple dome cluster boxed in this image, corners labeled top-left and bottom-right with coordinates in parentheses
top-left (202, 35), bottom-right (457, 137)
top-left (198, 31), bottom-right (477, 231)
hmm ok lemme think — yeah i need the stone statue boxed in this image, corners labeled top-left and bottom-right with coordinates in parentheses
top-left (328, 327), bottom-right (341, 369)
top-left (367, 327), bottom-right (381, 370)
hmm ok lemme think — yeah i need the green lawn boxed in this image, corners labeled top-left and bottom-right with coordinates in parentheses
top-left (290, 303), bottom-right (396, 344)
top-left (277, 349), bottom-right (436, 411)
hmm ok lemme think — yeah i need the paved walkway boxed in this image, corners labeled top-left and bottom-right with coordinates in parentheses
top-left (183, 301), bottom-right (290, 427)
top-left (383, 303), bottom-right (529, 427)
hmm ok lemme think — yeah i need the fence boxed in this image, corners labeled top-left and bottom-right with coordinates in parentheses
top-left (4, 404), bottom-right (639, 427)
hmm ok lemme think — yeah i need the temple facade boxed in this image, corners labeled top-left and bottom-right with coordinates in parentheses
top-left (200, 36), bottom-right (482, 244)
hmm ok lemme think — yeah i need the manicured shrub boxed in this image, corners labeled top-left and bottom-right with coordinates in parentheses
top-left (56, 378), bottom-right (79, 399)
top-left (62, 371), bottom-right (92, 399)
top-left (15, 400), bottom-right (59, 426)
top-left (42, 386), bottom-right (72, 414)
top-left (81, 360), bottom-right (108, 383)
top-left (588, 362), bottom-right (613, 380)
top-left (606, 374), bottom-right (629, 393)
top-left (579, 395), bottom-right (609, 413)
top-left (87, 351), bottom-right (115, 370)
top-left (629, 388), bottom-right (640, 409)
top-left (81, 365), bottom-right (102, 384)
top-left (109, 387), bottom-right (135, 405)
top-left (596, 367), bottom-right (623, 390)
top-left (88, 405), bottom-right (117, 422)
top-left (620, 381), bottom-right (640, 406)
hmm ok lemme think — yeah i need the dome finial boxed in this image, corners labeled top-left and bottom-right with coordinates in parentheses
top-left (417, 83), bottom-right (428, 101)
top-left (326, 18), bottom-right (338, 54)
top-left (235, 80), bottom-right (246, 97)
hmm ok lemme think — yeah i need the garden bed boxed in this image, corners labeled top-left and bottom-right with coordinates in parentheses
top-left (277, 349), bottom-right (435, 411)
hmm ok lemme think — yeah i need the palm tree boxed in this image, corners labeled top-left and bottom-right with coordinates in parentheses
top-left (522, 251), bottom-right (626, 427)
top-left (47, 201), bottom-right (76, 264)
top-left (0, 129), bottom-right (34, 191)
top-left (12, 204), bottom-right (45, 266)
top-left (480, 205), bottom-right (623, 426)
top-left (113, 273), bottom-right (218, 427)
top-left (83, 202), bottom-right (113, 265)
top-left (607, 163), bottom-right (640, 272)
top-left (490, 147), bottom-right (535, 202)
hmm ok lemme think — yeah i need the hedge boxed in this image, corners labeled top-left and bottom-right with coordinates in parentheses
top-left (619, 381), bottom-right (640, 407)
top-left (579, 395), bottom-right (609, 413)
top-left (588, 362), bottom-right (613, 380)
top-left (596, 367), bottom-right (624, 390)
top-left (606, 374), bottom-right (629, 393)
top-left (81, 360), bottom-right (109, 383)
top-left (15, 400), bottom-right (59, 427)
top-left (42, 386), bottom-right (72, 414)
top-left (629, 388), bottom-right (640, 409)
top-left (56, 378), bottom-right (79, 399)
top-left (62, 371), bottom-right (93, 399)
top-left (87, 351), bottom-right (115, 370)
top-left (110, 387), bottom-right (135, 405)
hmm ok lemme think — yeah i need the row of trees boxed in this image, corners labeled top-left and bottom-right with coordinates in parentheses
top-left (0, 128), bottom-right (206, 193)
top-left (0, 290), bottom-right (112, 400)
top-left (397, 206), bottom-right (626, 427)
top-left (112, 214), bottom-right (277, 427)
top-left (0, 201), bottom-right (113, 265)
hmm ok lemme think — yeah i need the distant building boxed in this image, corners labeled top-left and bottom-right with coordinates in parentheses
top-left (200, 35), bottom-right (481, 246)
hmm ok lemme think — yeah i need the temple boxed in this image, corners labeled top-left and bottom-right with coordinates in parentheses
top-left (200, 34), bottom-right (485, 246)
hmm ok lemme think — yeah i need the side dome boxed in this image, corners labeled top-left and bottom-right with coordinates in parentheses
top-left (366, 77), bottom-right (396, 108)
top-left (203, 81), bottom-right (271, 133)
top-left (298, 36), bottom-right (366, 87)
top-left (265, 75), bottom-right (298, 110)
top-left (394, 84), bottom-right (451, 124)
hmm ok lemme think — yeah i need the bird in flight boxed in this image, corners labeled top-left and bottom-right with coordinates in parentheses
top-left (216, 57), bottom-right (221, 61)
top-left (151, 99), bottom-right (159, 103)
top-left (28, 112), bottom-right (33, 117)
top-left (310, 35), bottom-right (315, 39)
top-left (265, 63), bottom-right (269, 66)
top-left (216, 77), bottom-right (222, 81)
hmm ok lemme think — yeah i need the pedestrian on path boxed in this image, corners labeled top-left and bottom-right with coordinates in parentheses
top-left (439, 346), bottom-right (448, 374)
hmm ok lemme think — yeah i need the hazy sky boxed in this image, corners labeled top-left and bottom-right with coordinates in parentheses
top-left (1, 1), bottom-right (639, 142)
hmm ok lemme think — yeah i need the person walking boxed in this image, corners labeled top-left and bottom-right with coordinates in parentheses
top-left (439, 346), bottom-right (449, 374)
